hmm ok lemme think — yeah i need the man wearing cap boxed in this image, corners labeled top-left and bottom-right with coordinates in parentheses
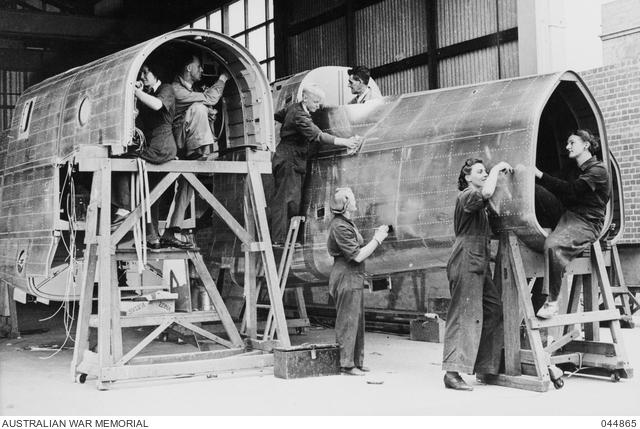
top-left (271, 84), bottom-right (361, 246)
top-left (347, 66), bottom-right (383, 104)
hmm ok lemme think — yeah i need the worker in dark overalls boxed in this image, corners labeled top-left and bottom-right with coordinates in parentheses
top-left (534, 130), bottom-right (610, 318)
top-left (327, 187), bottom-right (389, 375)
top-left (442, 158), bottom-right (512, 391)
top-left (271, 84), bottom-right (361, 245)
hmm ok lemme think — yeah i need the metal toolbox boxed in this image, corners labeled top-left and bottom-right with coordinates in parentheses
top-left (273, 343), bottom-right (340, 379)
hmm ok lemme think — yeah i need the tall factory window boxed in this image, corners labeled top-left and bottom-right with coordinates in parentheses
top-left (0, 70), bottom-right (31, 131)
top-left (184, 0), bottom-right (275, 82)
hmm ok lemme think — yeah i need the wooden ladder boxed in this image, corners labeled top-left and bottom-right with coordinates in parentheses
top-left (241, 216), bottom-right (309, 341)
top-left (70, 150), bottom-right (290, 389)
top-left (483, 232), bottom-right (633, 392)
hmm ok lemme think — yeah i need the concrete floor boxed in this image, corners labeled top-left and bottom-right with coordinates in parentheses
top-left (1, 303), bottom-right (639, 416)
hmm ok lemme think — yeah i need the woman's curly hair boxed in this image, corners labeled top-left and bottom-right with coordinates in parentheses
top-left (457, 158), bottom-right (484, 191)
top-left (572, 129), bottom-right (601, 158)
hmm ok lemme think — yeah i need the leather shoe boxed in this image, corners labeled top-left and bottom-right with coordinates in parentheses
top-left (536, 300), bottom-right (559, 319)
top-left (356, 366), bottom-right (370, 372)
top-left (443, 373), bottom-right (473, 391)
top-left (341, 367), bottom-right (366, 376)
top-left (161, 235), bottom-right (193, 249)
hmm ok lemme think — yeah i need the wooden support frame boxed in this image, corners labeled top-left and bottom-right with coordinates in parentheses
top-left (482, 232), bottom-right (632, 392)
top-left (71, 154), bottom-right (290, 387)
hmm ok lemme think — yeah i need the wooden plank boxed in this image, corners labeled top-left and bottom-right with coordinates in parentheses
top-left (110, 172), bottom-right (180, 246)
top-left (245, 338), bottom-right (279, 352)
top-left (582, 273), bottom-right (600, 341)
top-left (129, 348), bottom-right (246, 366)
top-left (520, 350), bottom-right (581, 366)
top-left (110, 259), bottom-right (123, 362)
top-left (174, 320), bottom-right (233, 349)
top-left (182, 172), bottom-right (252, 244)
top-left (530, 309), bottom-right (620, 329)
top-left (544, 328), bottom-right (581, 354)
top-left (242, 192), bottom-right (258, 339)
top-left (79, 158), bottom-right (271, 174)
top-left (7, 285), bottom-right (19, 338)
top-left (592, 241), bottom-right (631, 367)
top-left (246, 158), bottom-right (290, 347)
top-left (477, 373), bottom-right (550, 392)
top-left (562, 340), bottom-right (616, 356)
top-left (500, 234), bottom-right (521, 376)
top-left (101, 353), bottom-right (274, 381)
top-left (611, 245), bottom-right (632, 315)
top-left (89, 310), bottom-right (220, 328)
top-left (190, 252), bottom-right (244, 348)
top-left (507, 233), bottom-right (550, 380)
top-left (564, 276), bottom-right (582, 335)
top-left (71, 171), bottom-right (100, 379)
top-left (116, 319), bottom-right (173, 366)
top-left (114, 248), bottom-right (200, 261)
top-left (95, 165), bottom-right (113, 375)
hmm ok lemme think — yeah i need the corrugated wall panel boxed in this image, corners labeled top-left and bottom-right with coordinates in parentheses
top-left (375, 64), bottom-right (429, 96)
top-left (500, 40), bottom-right (519, 78)
top-left (288, 18), bottom-right (348, 74)
top-left (289, 0), bottom-right (344, 25)
top-left (438, 46), bottom-right (499, 88)
top-left (437, 0), bottom-right (498, 47)
top-left (354, 0), bottom-right (429, 68)
top-left (498, 0), bottom-right (518, 30)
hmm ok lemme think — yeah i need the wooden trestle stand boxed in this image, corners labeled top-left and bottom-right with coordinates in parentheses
top-left (70, 150), bottom-right (291, 389)
top-left (485, 232), bottom-right (633, 392)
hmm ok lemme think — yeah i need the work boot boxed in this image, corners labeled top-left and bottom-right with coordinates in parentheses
top-left (536, 300), bottom-right (559, 319)
top-left (443, 372), bottom-right (473, 391)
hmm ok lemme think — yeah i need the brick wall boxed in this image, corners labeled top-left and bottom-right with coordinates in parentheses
top-left (582, 58), bottom-right (640, 245)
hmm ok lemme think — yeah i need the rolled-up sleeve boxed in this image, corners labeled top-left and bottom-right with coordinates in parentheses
top-left (579, 165), bottom-right (608, 192)
top-left (156, 84), bottom-right (175, 112)
top-left (294, 110), bottom-right (336, 145)
top-left (173, 78), bottom-right (225, 106)
top-left (333, 223), bottom-right (361, 261)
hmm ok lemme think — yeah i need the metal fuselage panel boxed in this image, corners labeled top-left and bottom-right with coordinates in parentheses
top-left (0, 30), bottom-right (275, 299)
top-left (265, 70), bottom-right (612, 284)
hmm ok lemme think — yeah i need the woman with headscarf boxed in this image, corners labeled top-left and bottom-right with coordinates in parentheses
top-left (327, 187), bottom-right (389, 376)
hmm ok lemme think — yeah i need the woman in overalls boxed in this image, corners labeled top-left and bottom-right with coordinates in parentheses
top-left (327, 187), bottom-right (389, 376)
top-left (442, 158), bottom-right (512, 390)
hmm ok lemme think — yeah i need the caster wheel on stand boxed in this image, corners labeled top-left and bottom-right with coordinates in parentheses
top-left (75, 373), bottom-right (87, 384)
top-left (548, 365), bottom-right (564, 389)
top-left (553, 378), bottom-right (564, 389)
top-left (610, 371), bottom-right (621, 382)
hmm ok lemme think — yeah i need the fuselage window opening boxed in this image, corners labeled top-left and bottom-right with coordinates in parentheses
top-left (19, 97), bottom-right (35, 138)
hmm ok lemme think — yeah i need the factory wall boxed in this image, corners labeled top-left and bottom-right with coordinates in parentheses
top-left (277, 0), bottom-right (519, 95)
top-left (582, 59), bottom-right (640, 285)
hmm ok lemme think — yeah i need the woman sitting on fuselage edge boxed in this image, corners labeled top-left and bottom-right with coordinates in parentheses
top-left (533, 130), bottom-right (610, 319)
